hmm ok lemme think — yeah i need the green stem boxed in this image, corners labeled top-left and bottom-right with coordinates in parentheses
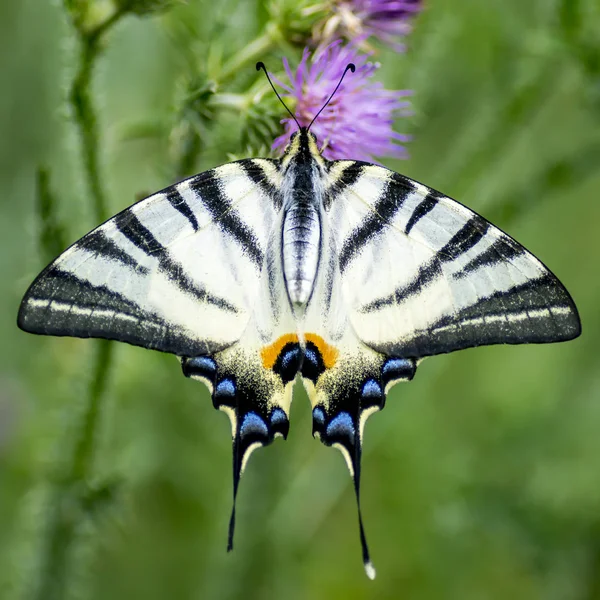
top-left (73, 340), bottom-right (114, 481)
top-left (34, 7), bottom-right (125, 600)
top-left (69, 9), bottom-right (126, 223)
top-left (220, 27), bottom-right (280, 83)
top-left (36, 167), bottom-right (67, 262)
top-left (68, 3), bottom-right (124, 473)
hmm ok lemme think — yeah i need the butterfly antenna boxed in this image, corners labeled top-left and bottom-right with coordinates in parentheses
top-left (256, 61), bottom-right (301, 130)
top-left (307, 63), bottom-right (356, 131)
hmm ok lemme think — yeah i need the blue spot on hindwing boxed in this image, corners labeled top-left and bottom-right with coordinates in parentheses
top-left (304, 347), bottom-right (318, 367)
top-left (312, 407), bottom-right (325, 426)
top-left (301, 344), bottom-right (325, 382)
top-left (281, 347), bottom-right (300, 371)
top-left (326, 412), bottom-right (355, 444)
top-left (240, 412), bottom-right (269, 439)
top-left (270, 408), bottom-right (287, 427)
top-left (182, 356), bottom-right (217, 380)
top-left (270, 408), bottom-right (289, 438)
top-left (215, 378), bottom-right (236, 400)
top-left (382, 358), bottom-right (416, 384)
top-left (361, 379), bottom-right (383, 403)
top-left (273, 344), bottom-right (302, 383)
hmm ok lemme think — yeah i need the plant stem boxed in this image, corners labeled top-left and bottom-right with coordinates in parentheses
top-left (33, 7), bottom-right (126, 599)
top-left (36, 167), bottom-right (67, 262)
top-left (69, 10), bottom-right (125, 224)
top-left (220, 27), bottom-right (280, 83)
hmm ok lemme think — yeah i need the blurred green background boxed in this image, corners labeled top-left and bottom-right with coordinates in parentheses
top-left (1, 1), bottom-right (599, 599)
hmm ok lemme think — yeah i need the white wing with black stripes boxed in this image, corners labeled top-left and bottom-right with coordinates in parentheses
top-left (18, 159), bottom-right (282, 356)
top-left (328, 161), bottom-right (581, 358)
top-left (18, 156), bottom-right (304, 557)
top-left (17, 123), bottom-right (582, 580)
top-left (297, 157), bottom-right (580, 579)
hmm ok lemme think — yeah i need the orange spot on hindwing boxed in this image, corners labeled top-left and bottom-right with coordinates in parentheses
top-left (260, 333), bottom-right (299, 369)
top-left (260, 333), bottom-right (339, 374)
top-left (305, 333), bottom-right (339, 369)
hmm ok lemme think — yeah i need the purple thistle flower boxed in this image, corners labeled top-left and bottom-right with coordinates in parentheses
top-left (321, 0), bottom-right (423, 50)
top-left (272, 41), bottom-right (412, 163)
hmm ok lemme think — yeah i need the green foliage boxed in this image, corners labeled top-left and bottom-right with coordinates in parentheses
top-left (35, 169), bottom-right (67, 264)
top-left (1, 1), bottom-right (600, 599)
top-left (116, 0), bottom-right (185, 16)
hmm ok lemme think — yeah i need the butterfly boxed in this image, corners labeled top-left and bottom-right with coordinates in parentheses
top-left (17, 62), bottom-right (581, 579)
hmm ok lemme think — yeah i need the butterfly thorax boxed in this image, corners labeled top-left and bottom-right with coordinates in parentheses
top-left (281, 130), bottom-right (325, 310)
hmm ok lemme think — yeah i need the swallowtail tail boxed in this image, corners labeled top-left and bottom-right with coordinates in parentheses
top-left (17, 64), bottom-right (581, 579)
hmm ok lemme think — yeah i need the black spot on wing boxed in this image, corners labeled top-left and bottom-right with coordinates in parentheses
top-left (189, 170), bottom-right (263, 266)
top-left (272, 343), bottom-right (302, 384)
top-left (166, 187), bottom-right (199, 231)
top-left (182, 356), bottom-right (217, 381)
top-left (301, 341), bottom-right (327, 383)
top-left (114, 211), bottom-right (239, 313)
top-left (339, 173), bottom-right (412, 273)
top-left (78, 229), bottom-right (149, 274)
top-left (404, 191), bottom-right (441, 234)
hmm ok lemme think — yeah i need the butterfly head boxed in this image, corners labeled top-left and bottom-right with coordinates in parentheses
top-left (282, 128), bottom-right (324, 168)
top-left (256, 60), bottom-right (355, 169)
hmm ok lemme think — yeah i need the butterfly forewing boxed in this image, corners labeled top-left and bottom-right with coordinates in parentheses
top-left (18, 159), bottom-right (282, 356)
top-left (329, 162), bottom-right (581, 358)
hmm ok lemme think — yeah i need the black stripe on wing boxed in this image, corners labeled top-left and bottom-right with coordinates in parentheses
top-left (339, 173), bottom-right (413, 273)
top-left (114, 211), bottom-right (239, 313)
top-left (189, 171), bottom-right (263, 266)
top-left (78, 230), bottom-right (149, 275)
top-left (237, 160), bottom-right (283, 210)
top-left (383, 275), bottom-right (581, 358)
top-left (362, 216), bottom-right (490, 312)
top-left (453, 235), bottom-right (526, 278)
top-left (324, 162), bottom-right (364, 210)
top-left (404, 191), bottom-right (441, 234)
top-left (17, 268), bottom-right (219, 355)
top-left (166, 187), bottom-right (199, 231)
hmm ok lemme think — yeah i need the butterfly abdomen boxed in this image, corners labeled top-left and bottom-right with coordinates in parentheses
top-left (282, 163), bottom-right (322, 308)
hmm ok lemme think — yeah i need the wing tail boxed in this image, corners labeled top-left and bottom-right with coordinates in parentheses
top-left (302, 338), bottom-right (416, 577)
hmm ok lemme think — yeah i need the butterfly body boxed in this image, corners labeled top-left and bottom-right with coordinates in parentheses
top-left (18, 127), bottom-right (580, 578)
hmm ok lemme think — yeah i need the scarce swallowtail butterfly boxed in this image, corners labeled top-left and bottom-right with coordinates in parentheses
top-left (17, 62), bottom-right (581, 579)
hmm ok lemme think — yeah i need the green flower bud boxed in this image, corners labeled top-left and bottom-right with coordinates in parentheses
top-left (268, 0), bottom-right (328, 44)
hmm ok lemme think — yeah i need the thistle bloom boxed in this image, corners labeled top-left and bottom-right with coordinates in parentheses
top-left (272, 41), bottom-right (411, 162)
top-left (319, 0), bottom-right (423, 50)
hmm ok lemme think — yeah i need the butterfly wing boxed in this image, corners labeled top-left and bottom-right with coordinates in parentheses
top-left (328, 161), bottom-right (581, 357)
top-left (300, 159), bottom-right (581, 577)
top-left (18, 159), bottom-right (284, 356)
top-left (18, 158), bottom-right (298, 548)
top-left (300, 276), bottom-right (394, 579)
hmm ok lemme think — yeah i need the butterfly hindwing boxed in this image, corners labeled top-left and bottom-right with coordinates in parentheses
top-left (326, 161), bottom-right (580, 359)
